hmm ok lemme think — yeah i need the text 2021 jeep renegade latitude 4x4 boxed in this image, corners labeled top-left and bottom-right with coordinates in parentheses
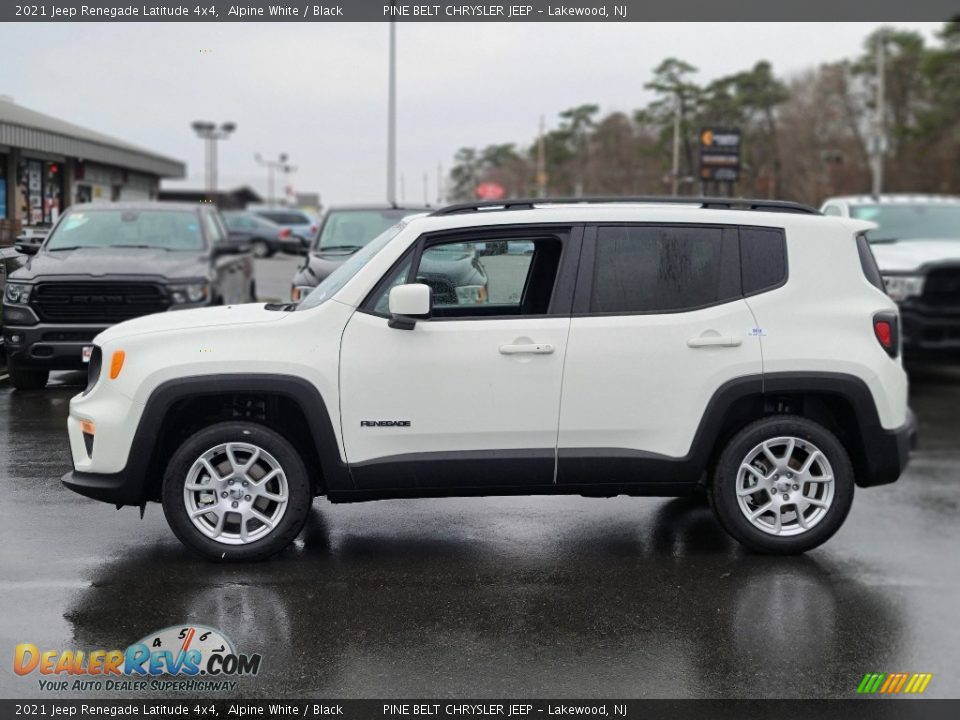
top-left (62, 198), bottom-right (914, 561)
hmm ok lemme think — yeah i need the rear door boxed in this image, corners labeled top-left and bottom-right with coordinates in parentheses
top-left (557, 224), bottom-right (763, 485)
top-left (338, 227), bottom-right (581, 490)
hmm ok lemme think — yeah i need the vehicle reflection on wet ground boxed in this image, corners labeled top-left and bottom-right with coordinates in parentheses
top-left (0, 362), bottom-right (958, 698)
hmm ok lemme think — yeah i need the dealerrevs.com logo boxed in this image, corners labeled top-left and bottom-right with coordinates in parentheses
top-left (14, 624), bottom-right (261, 693)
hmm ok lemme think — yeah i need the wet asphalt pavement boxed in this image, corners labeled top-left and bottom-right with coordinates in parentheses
top-left (1, 255), bottom-right (959, 699)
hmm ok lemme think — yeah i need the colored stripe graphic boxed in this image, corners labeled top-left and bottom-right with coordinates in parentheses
top-left (857, 673), bottom-right (932, 695)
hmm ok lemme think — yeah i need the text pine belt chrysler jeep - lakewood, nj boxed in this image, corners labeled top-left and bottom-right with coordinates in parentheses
top-left (62, 198), bottom-right (914, 561)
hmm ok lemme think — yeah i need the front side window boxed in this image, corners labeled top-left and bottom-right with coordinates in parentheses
top-left (369, 237), bottom-right (560, 318)
top-left (44, 209), bottom-right (204, 251)
top-left (590, 225), bottom-right (739, 313)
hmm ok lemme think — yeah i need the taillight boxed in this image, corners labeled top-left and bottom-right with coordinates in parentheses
top-left (310, 225), bottom-right (318, 234)
top-left (873, 312), bottom-right (899, 358)
top-left (278, 228), bottom-right (291, 238)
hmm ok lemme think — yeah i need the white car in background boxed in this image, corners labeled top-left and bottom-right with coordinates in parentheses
top-left (820, 195), bottom-right (960, 356)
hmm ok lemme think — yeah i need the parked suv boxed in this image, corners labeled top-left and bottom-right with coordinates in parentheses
top-left (3, 202), bottom-right (255, 390)
top-left (291, 205), bottom-right (429, 301)
top-left (62, 198), bottom-right (913, 561)
top-left (820, 195), bottom-right (960, 356)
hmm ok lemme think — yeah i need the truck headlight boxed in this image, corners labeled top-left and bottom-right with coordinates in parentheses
top-left (882, 275), bottom-right (925, 302)
top-left (291, 286), bottom-right (314, 302)
top-left (455, 285), bottom-right (488, 304)
top-left (4, 282), bottom-right (32, 304)
top-left (168, 282), bottom-right (209, 304)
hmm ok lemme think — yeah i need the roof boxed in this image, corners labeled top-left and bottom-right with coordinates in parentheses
top-left (826, 194), bottom-right (960, 205)
top-left (0, 97), bottom-right (185, 178)
top-left (407, 203), bottom-right (846, 236)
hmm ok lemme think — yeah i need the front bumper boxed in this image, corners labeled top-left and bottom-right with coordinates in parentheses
top-left (4, 322), bottom-right (106, 370)
top-left (900, 305), bottom-right (960, 355)
top-left (62, 469), bottom-right (140, 506)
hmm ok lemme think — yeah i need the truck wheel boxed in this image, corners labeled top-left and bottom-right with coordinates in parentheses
top-left (8, 364), bottom-right (50, 391)
top-left (709, 415), bottom-right (854, 555)
top-left (162, 421), bottom-right (312, 561)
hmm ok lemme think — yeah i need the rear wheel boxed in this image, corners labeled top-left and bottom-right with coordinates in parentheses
top-left (251, 238), bottom-right (271, 258)
top-left (709, 415), bottom-right (854, 554)
top-left (9, 363), bottom-right (49, 391)
top-left (162, 421), bottom-right (312, 561)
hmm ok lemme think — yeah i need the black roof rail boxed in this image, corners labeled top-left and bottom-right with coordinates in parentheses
top-left (429, 196), bottom-right (821, 216)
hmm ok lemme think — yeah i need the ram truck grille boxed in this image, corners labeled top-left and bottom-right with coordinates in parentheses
top-left (32, 282), bottom-right (170, 323)
top-left (922, 267), bottom-right (960, 309)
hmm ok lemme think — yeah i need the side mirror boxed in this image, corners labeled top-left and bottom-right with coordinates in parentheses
top-left (388, 283), bottom-right (431, 330)
top-left (15, 240), bottom-right (41, 256)
top-left (214, 237), bottom-right (250, 256)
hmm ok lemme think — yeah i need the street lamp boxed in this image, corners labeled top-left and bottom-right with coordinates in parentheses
top-left (255, 153), bottom-right (297, 206)
top-left (191, 121), bottom-right (236, 194)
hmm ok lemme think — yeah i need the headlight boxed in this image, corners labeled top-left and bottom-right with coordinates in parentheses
top-left (455, 285), bottom-right (488, 305)
top-left (168, 282), bottom-right (209, 304)
top-left (882, 275), bottom-right (925, 302)
top-left (291, 286), bottom-right (314, 302)
top-left (4, 282), bottom-right (32, 304)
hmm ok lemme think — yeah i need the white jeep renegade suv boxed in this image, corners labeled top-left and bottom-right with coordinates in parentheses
top-left (63, 198), bottom-right (914, 561)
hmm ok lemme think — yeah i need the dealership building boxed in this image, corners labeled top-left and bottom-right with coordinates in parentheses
top-left (0, 96), bottom-right (185, 243)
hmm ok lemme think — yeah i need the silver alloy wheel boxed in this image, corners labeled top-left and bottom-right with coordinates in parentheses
top-left (183, 442), bottom-right (289, 545)
top-left (735, 436), bottom-right (835, 537)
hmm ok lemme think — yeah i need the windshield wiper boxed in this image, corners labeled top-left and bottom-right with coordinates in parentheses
top-left (317, 245), bottom-right (361, 252)
top-left (868, 237), bottom-right (901, 244)
top-left (112, 244), bottom-right (172, 250)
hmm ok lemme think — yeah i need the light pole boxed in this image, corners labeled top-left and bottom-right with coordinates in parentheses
top-left (387, 19), bottom-right (397, 206)
top-left (255, 153), bottom-right (297, 206)
top-left (870, 31), bottom-right (888, 197)
top-left (191, 121), bottom-right (236, 194)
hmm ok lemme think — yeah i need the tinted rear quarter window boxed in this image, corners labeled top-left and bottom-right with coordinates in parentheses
top-left (740, 227), bottom-right (787, 295)
top-left (856, 232), bottom-right (885, 291)
top-left (591, 225), bottom-right (740, 313)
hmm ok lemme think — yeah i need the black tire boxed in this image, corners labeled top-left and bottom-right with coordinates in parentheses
top-left (709, 415), bottom-right (854, 555)
top-left (251, 238), bottom-right (272, 258)
top-left (9, 363), bottom-right (49, 391)
top-left (161, 421), bottom-right (312, 562)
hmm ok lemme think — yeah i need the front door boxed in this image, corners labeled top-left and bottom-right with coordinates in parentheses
top-left (339, 231), bottom-right (577, 490)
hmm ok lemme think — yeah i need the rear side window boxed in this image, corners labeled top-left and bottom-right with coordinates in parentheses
top-left (740, 227), bottom-right (787, 295)
top-left (856, 232), bottom-right (885, 291)
top-left (591, 225), bottom-right (739, 313)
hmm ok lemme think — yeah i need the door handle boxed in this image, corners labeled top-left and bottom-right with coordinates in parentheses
top-left (687, 336), bottom-right (742, 348)
top-left (499, 343), bottom-right (555, 355)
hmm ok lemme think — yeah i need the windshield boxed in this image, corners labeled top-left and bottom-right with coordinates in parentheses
top-left (298, 222), bottom-right (407, 310)
top-left (314, 209), bottom-right (414, 251)
top-left (45, 209), bottom-right (204, 251)
top-left (851, 203), bottom-right (960, 242)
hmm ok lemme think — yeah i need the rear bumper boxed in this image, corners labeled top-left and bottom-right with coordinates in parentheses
top-left (858, 409), bottom-right (916, 488)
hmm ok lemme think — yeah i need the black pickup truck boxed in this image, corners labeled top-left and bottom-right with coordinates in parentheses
top-left (2, 202), bottom-right (255, 390)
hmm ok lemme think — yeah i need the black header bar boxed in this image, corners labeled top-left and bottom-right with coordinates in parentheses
top-left (4, 0), bottom-right (959, 22)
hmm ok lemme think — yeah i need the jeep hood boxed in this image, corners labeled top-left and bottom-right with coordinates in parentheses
top-left (96, 303), bottom-right (288, 344)
top-left (13, 247), bottom-right (210, 282)
top-left (870, 239), bottom-right (960, 273)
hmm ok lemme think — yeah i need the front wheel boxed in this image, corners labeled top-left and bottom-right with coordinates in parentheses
top-left (709, 415), bottom-right (854, 555)
top-left (161, 421), bottom-right (312, 561)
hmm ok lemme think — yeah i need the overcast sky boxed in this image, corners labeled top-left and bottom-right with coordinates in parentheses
top-left (0, 22), bottom-right (945, 206)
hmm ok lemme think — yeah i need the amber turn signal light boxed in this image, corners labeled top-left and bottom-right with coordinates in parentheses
top-left (109, 350), bottom-right (126, 379)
